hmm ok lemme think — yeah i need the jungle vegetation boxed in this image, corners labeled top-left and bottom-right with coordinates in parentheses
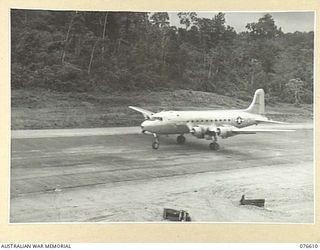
top-left (11, 10), bottom-right (314, 104)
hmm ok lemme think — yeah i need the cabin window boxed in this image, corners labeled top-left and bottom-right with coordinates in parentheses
top-left (219, 119), bottom-right (222, 122)
top-left (215, 119), bottom-right (217, 122)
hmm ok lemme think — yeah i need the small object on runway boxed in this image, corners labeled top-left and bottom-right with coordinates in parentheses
top-left (163, 208), bottom-right (191, 221)
top-left (240, 195), bottom-right (265, 207)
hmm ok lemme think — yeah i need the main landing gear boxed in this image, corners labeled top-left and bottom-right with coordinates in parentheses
top-left (209, 133), bottom-right (220, 151)
top-left (209, 142), bottom-right (220, 151)
top-left (177, 135), bottom-right (186, 145)
top-left (150, 133), bottom-right (219, 150)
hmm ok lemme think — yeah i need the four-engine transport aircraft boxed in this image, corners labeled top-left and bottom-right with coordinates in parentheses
top-left (129, 89), bottom-right (293, 150)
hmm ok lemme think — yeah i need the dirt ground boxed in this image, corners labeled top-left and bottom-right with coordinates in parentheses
top-left (10, 124), bottom-right (314, 223)
top-left (11, 89), bottom-right (313, 129)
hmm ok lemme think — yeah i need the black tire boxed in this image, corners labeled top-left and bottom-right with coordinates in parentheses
top-left (209, 142), bottom-right (220, 151)
top-left (177, 135), bottom-right (186, 144)
top-left (152, 142), bottom-right (159, 149)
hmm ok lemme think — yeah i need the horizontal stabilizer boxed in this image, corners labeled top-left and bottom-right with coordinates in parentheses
top-left (256, 119), bottom-right (287, 125)
top-left (232, 127), bottom-right (294, 134)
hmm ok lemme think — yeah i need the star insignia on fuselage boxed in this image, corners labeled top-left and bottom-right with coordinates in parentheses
top-left (236, 116), bottom-right (244, 125)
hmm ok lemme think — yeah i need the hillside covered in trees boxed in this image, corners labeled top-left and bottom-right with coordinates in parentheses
top-left (11, 10), bottom-right (314, 104)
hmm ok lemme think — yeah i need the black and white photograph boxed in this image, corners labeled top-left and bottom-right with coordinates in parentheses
top-left (10, 10), bottom-right (314, 223)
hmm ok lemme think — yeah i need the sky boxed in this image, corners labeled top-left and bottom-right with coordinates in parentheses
top-left (168, 12), bottom-right (314, 33)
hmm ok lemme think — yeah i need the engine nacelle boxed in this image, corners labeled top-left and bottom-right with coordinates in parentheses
top-left (191, 126), bottom-right (206, 138)
top-left (217, 127), bottom-right (235, 139)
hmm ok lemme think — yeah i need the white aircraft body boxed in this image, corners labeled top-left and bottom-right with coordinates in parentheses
top-left (129, 89), bottom-right (292, 150)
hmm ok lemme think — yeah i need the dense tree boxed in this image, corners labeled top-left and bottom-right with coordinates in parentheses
top-left (285, 78), bottom-right (304, 105)
top-left (150, 12), bottom-right (170, 28)
top-left (10, 10), bottom-right (313, 103)
top-left (246, 14), bottom-right (283, 40)
top-left (242, 14), bottom-right (287, 94)
top-left (177, 12), bottom-right (197, 30)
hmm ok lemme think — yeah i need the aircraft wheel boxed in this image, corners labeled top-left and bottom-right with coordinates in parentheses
top-left (209, 142), bottom-right (220, 151)
top-left (177, 135), bottom-right (186, 144)
top-left (152, 142), bottom-right (159, 149)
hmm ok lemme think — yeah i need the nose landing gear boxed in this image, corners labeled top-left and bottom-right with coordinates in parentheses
top-left (152, 142), bottom-right (159, 149)
top-left (152, 133), bottom-right (159, 149)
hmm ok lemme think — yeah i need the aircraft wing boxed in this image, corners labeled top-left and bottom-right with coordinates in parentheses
top-left (231, 127), bottom-right (294, 134)
top-left (128, 106), bottom-right (154, 119)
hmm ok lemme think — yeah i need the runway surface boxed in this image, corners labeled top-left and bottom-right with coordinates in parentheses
top-left (10, 124), bottom-right (314, 223)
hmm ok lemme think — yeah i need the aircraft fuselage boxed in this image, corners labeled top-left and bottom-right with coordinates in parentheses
top-left (141, 110), bottom-right (265, 134)
top-left (130, 89), bottom-right (290, 150)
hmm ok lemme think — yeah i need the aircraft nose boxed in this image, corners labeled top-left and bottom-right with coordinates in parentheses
top-left (141, 120), bottom-right (148, 130)
top-left (141, 120), bottom-right (154, 132)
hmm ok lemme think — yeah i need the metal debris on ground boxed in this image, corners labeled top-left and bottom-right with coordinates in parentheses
top-left (240, 195), bottom-right (265, 207)
top-left (163, 208), bottom-right (191, 221)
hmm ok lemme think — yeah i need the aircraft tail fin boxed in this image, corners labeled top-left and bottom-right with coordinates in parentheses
top-left (245, 89), bottom-right (265, 115)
